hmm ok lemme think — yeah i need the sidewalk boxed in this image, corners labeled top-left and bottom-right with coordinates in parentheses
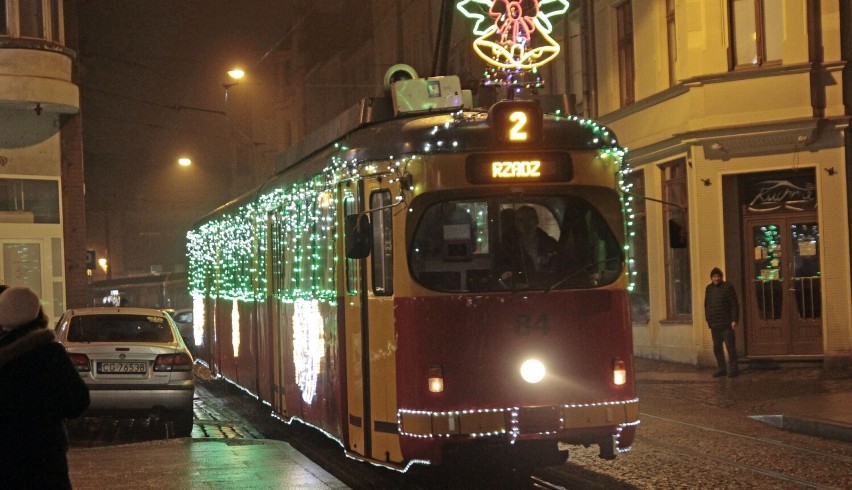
top-left (67, 362), bottom-right (351, 489)
top-left (68, 438), bottom-right (348, 489)
top-left (634, 356), bottom-right (852, 443)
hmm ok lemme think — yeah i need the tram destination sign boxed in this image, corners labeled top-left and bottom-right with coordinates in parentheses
top-left (465, 151), bottom-right (573, 184)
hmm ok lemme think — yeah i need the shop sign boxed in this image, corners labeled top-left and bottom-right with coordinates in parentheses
top-left (747, 179), bottom-right (816, 213)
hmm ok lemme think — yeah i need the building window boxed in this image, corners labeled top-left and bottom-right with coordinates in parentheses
top-left (18, 0), bottom-right (44, 38)
top-left (1, 3), bottom-right (8, 35)
top-left (625, 169), bottom-right (649, 322)
top-left (50, 0), bottom-right (62, 42)
top-left (0, 0), bottom-right (64, 43)
top-left (730, 0), bottom-right (783, 67)
top-left (566, 9), bottom-right (587, 116)
top-left (616, 0), bottom-right (635, 107)
top-left (615, 0), bottom-right (636, 107)
top-left (666, 0), bottom-right (677, 86)
top-left (660, 159), bottom-right (691, 320)
top-left (0, 178), bottom-right (60, 224)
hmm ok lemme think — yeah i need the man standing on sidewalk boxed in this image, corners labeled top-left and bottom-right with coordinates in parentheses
top-left (704, 267), bottom-right (739, 378)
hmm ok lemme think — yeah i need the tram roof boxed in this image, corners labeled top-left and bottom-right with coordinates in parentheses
top-left (193, 94), bottom-right (620, 225)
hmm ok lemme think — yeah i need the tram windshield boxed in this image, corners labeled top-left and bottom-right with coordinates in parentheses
top-left (410, 193), bottom-right (623, 292)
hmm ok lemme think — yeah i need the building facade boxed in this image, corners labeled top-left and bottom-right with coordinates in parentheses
top-left (0, 0), bottom-right (86, 316)
top-left (551, 0), bottom-right (851, 366)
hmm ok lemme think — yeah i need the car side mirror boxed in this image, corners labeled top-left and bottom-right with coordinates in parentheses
top-left (345, 213), bottom-right (372, 259)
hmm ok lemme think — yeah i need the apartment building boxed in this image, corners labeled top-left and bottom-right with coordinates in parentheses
top-left (551, 0), bottom-right (851, 366)
top-left (0, 0), bottom-right (86, 316)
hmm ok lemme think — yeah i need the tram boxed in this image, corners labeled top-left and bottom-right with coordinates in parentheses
top-left (187, 68), bottom-right (639, 470)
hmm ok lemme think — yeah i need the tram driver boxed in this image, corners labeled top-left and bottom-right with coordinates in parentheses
top-left (498, 205), bottom-right (561, 287)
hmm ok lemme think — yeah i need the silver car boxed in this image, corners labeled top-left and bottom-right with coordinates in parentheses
top-left (54, 307), bottom-right (195, 436)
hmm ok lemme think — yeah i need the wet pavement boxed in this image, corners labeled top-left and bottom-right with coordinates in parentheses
top-left (67, 364), bottom-right (351, 489)
top-left (633, 357), bottom-right (852, 443)
top-left (65, 356), bottom-right (852, 489)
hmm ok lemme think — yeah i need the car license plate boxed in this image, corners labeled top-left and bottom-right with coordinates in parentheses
top-left (97, 362), bottom-right (147, 374)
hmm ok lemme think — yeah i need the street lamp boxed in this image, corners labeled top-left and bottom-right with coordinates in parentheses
top-left (223, 67), bottom-right (245, 103)
top-left (222, 67), bottom-right (257, 146)
top-left (178, 157), bottom-right (192, 167)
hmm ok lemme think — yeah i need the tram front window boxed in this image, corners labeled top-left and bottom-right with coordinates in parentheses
top-left (410, 195), bottom-right (623, 292)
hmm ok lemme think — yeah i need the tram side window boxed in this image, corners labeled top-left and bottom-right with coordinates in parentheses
top-left (343, 193), bottom-right (360, 295)
top-left (266, 211), bottom-right (284, 296)
top-left (370, 190), bottom-right (393, 296)
top-left (315, 191), bottom-right (335, 293)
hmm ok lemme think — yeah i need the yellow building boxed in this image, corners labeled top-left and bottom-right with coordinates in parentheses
top-left (0, 1), bottom-right (86, 316)
top-left (549, 1), bottom-right (851, 366)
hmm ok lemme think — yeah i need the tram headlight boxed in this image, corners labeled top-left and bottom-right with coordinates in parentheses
top-left (520, 359), bottom-right (546, 384)
top-left (613, 358), bottom-right (627, 386)
top-left (428, 365), bottom-right (444, 393)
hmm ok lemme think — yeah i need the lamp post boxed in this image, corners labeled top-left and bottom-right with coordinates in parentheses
top-left (223, 67), bottom-right (244, 110)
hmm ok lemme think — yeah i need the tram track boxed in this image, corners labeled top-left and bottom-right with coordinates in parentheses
top-left (642, 412), bottom-right (852, 464)
top-left (638, 435), bottom-right (838, 490)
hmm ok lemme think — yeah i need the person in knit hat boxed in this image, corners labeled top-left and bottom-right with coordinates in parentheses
top-left (0, 286), bottom-right (90, 489)
top-left (704, 268), bottom-right (740, 378)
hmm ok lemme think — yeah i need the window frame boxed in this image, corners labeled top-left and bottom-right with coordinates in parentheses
top-left (659, 159), bottom-right (692, 322)
top-left (729, 0), bottom-right (783, 69)
top-left (0, 0), bottom-right (64, 43)
top-left (616, 0), bottom-right (635, 107)
top-left (370, 189), bottom-right (393, 296)
top-left (666, 0), bottom-right (677, 86)
top-left (343, 192), bottom-right (360, 296)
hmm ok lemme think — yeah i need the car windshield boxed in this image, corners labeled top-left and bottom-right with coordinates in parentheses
top-left (67, 314), bottom-right (175, 343)
top-left (410, 192), bottom-right (623, 292)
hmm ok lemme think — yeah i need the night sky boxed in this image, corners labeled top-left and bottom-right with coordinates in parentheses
top-left (77, 1), bottom-right (302, 276)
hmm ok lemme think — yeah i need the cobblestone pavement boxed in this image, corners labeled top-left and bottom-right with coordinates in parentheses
top-left (68, 364), bottom-right (265, 446)
top-left (67, 358), bottom-right (852, 489)
top-left (535, 357), bottom-right (852, 489)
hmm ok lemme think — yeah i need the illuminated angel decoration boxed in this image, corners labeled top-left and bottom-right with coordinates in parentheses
top-left (457, 0), bottom-right (570, 71)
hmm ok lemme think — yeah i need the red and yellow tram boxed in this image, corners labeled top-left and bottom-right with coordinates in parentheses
top-left (187, 79), bottom-right (639, 470)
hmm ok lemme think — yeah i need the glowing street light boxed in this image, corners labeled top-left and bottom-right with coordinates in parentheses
top-left (178, 157), bottom-right (192, 167)
top-left (227, 68), bottom-right (245, 80)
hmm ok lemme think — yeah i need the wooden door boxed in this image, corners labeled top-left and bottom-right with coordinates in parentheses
top-left (744, 215), bottom-right (822, 356)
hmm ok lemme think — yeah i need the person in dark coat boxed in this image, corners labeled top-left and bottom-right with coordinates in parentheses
top-left (0, 286), bottom-right (90, 489)
top-left (704, 268), bottom-right (739, 378)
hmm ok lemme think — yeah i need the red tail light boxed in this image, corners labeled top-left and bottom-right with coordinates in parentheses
top-left (68, 353), bottom-right (90, 372)
top-left (153, 353), bottom-right (193, 372)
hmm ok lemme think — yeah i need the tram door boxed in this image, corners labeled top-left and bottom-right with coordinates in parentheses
top-left (340, 181), bottom-right (402, 463)
top-left (340, 183), bottom-right (368, 457)
top-left (744, 215), bottom-right (822, 356)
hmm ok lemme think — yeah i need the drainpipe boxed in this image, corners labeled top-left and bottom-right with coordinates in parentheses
top-left (584, 0), bottom-right (598, 119)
